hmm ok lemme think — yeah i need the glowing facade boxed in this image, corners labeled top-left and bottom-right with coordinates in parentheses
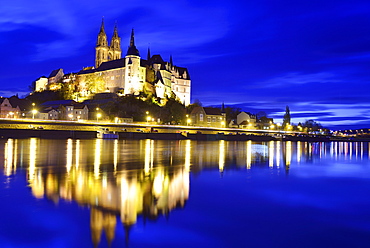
top-left (79, 21), bottom-right (191, 105)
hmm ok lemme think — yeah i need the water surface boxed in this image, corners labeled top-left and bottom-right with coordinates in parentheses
top-left (1, 139), bottom-right (370, 248)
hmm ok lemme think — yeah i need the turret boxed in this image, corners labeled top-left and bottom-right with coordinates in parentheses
top-left (126, 29), bottom-right (140, 56)
top-left (124, 29), bottom-right (143, 95)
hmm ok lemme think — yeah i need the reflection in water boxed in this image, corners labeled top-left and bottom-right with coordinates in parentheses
top-left (219, 140), bottom-right (225, 172)
top-left (2, 139), bottom-right (370, 247)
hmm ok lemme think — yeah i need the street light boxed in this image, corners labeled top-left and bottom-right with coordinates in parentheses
top-left (32, 103), bottom-right (36, 119)
top-left (187, 118), bottom-right (191, 126)
top-left (32, 109), bottom-right (37, 119)
top-left (146, 111), bottom-right (150, 123)
top-left (97, 113), bottom-right (101, 122)
top-left (9, 112), bottom-right (14, 118)
top-left (68, 114), bottom-right (73, 121)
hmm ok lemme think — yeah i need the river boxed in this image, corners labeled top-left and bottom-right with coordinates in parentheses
top-left (1, 139), bottom-right (370, 248)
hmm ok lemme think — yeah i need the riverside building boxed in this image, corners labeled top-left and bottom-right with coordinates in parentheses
top-left (35, 20), bottom-right (191, 106)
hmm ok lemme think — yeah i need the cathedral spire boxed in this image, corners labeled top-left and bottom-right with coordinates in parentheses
top-left (126, 28), bottom-right (140, 56)
top-left (110, 22), bottom-right (121, 60)
top-left (113, 22), bottom-right (119, 38)
top-left (99, 17), bottom-right (105, 34)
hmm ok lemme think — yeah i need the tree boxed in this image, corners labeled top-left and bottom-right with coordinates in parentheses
top-left (224, 106), bottom-right (241, 124)
top-left (256, 111), bottom-right (267, 119)
top-left (84, 73), bottom-right (106, 94)
top-left (302, 120), bottom-right (322, 131)
top-left (283, 106), bottom-right (291, 127)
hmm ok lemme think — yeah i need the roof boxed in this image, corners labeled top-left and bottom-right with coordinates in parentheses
top-left (175, 66), bottom-right (190, 80)
top-left (203, 107), bottom-right (222, 115)
top-left (73, 104), bottom-right (88, 109)
top-left (96, 58), bottom-right (125, 71)
top-left (191, 106), bottom-right (223, 116)
top-left (126, 29), bottom-right (140, 56)
top-left (49, 69), bottom-right (63, 78)
top-left (40, 107), bottom-right (58, 113)
top-left (8, 96), bottom-right (31, 110)
top-left (150, 55), bottom-right (165, 64)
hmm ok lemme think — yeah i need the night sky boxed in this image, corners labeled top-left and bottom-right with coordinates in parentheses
top-left (1, 0), bottom-right (370, 129)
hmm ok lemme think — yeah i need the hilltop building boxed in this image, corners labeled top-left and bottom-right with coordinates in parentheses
top-left (35, 20), bottom-right (191, 106)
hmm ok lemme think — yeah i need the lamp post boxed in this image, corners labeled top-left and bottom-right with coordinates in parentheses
top-left (68, 114), bottom-right (73, 121)
top-left (9, 112), bottom-right (14, 119)
top-left (97, 113), bottom-right (101, 122)
top-left (146, 111), bottom-right (149, 124)
top-left (32, 103), bottom-right (36, 119)
top-left (32, 109), bottom-right (37, 119)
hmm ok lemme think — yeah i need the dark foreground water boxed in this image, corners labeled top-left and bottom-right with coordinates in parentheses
top-left (1, 139), bottom-right (370, 248)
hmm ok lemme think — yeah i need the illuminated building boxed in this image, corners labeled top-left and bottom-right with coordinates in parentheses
top-left (190, 106), bottom-right (226, 127)
top-left (81, 21), bottom-right (191, 105)
top-left (37, 20), bottom-right (192, 106)
top-left (0, 97), bottom-right (21, 118)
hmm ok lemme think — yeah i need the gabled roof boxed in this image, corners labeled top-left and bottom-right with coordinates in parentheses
top-left (0, 98), bottom-right (9, 105)
top-left (203, 107), bottom-right (222, 115)
top-left (49, 69), bottom-right (63, 78)
top-left (8, 96), bottom-right (31, 110)
top-left (74, 104), bottom-right (88, 109)
top-left (150, 55), bottom-right (165, 64)
top-left (191, 106), bottom-right (223, 116)
top-left (40, 107), bottom-right (58, 114)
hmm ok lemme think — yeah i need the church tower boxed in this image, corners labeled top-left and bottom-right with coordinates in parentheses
top-left (109, 24), bottom-right (121, 61)
top-left (95, 19), bottom-right (109, 68)
top-left (124, 29), bottom-right (144, 95)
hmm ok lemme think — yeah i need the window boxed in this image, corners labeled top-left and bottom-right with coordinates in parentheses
top-left (200, 114), bottom-right (203, 122)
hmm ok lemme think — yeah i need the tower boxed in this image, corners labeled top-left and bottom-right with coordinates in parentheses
top-left (124, 29), bottom-right (143, 95)
top-left (109, 24), bottom-right (121, 61)
top-left (95, 19), bottom-right (109, 68)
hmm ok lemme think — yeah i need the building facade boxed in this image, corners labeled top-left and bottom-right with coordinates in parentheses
top-left (77, 21), bottom-right (191, 105)
top-left (190, 107), bottom-right (226, 128)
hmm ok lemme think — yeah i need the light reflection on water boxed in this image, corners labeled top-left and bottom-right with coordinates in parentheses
top-left (1, 139), bottom-right (370, 247)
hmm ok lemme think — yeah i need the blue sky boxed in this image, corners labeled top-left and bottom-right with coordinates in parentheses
top-left (1, 0), bottom-right (370, 129)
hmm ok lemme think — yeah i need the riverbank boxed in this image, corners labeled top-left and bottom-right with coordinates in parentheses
top-left (0, 128), bottom-right (368, 142)
top-left (0, 119), bottom-right (367, 142)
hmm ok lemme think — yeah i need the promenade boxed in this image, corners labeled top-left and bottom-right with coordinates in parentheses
top-left (0, 118), bottom-right (360, 142)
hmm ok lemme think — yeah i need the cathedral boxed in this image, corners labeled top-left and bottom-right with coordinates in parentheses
top-left (35, 20), bottom-right (191, 106)
top-left (81, 20), bottom-right (191, 105)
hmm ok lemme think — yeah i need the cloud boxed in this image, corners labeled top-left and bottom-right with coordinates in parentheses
top-left (258, 72), bottom-right (341, 88)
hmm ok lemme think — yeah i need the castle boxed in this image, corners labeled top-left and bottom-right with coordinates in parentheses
top-left (35, 20), bottom-right (191, 105)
